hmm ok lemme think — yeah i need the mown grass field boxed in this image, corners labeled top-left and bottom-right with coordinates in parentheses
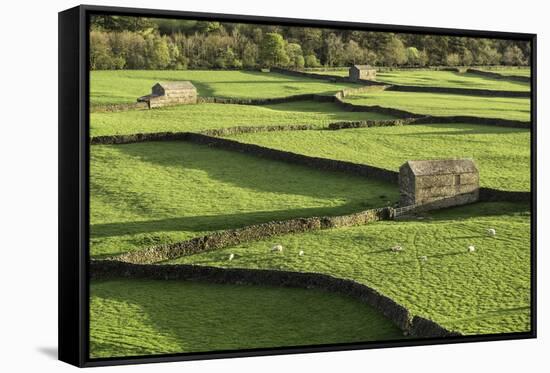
top-left (90, 70), bottom-right (360, 105)
top-left (168, 202), bottom-right (531, 335)
top-left (90, 141), bottom-right (398, 258)
top-left (224, 124), bottom-right (530, 191)
top-left (90, 279), bottom-right (404, 358)
top-left (343, 90), bottom-right (530, 121)
top-left (90, 101), bottom-right (395, 136)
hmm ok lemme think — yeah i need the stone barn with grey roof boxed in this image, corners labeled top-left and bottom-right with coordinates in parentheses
top-left (349, 65), bottom-right (377, 81)
top-left (399, 159), bottom-right (479, 210)
top-left (138, 81), bottom-right (197, 108)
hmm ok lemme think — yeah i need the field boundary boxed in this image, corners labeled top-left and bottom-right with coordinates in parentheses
top-left (90, 260), bottom-right (462, 338)
top-left (467, 68), bottom-right (530, 83)
top-left (90, 131), bottom-right (531, 202)
top-left (89, 91), bottom-right (531, 129)
top-left (272, 67), bottom-right (530, 98)
top-left (110, 207), bottom-right (394, 264)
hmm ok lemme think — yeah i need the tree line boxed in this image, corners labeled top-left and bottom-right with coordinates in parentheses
top-left (90, 15), bottom-right (530, 70)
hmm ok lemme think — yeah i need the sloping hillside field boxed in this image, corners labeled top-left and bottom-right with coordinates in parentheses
top-left (89, 66), bottom-right (532, 358)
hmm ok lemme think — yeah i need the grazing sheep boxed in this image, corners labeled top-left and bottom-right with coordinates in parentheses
top-left (390, 245), bottom-right (403, 252)
top-left (468, 245), bottom-right (475, 253)
top-left (419, 255), bottom-right (428, 261)
top-left (271, 244), bottom-right (283, 253)
top-left (487, 228), bottom-right (496, 236)
top-left (228, 253), bottom-right (235, 261)
top-left (298, 250), bottom-right (304, 256)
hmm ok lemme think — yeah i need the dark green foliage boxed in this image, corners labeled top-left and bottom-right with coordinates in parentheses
top-left (90, 15), bottom-right (531, 70)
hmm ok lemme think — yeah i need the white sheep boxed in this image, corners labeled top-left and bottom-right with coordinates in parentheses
top-left (271, 244), bottom-right (283, 253)
top-left (390, 245), bottom-right (403, 252)
top-left (468, 245), bottom-right (476, 253)
top-left (487, 228), bottom-right (496, 237)
top-left (419, 255), bottom-right (428, 261)
top-left (298, 250), bottom-right (304, 256)
top-left (228, 253), bottom-right (235, 261)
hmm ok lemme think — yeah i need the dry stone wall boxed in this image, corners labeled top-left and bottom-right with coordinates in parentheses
top-left (90, 260), bottom-right (461, 338)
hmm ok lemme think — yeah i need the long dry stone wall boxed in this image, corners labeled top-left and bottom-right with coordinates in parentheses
top-left (112, 207), bottom-right (393, 264)
top-left (184, 133), bottom-right (400, 183)
top-left (90, 132), bottom-right (530, 204)
top-left (90, 102), bottom-right (149, 113)
top-left (272, 67), bottom-right (529, 98)
top-left (90, 260), bottom-right (462, 338)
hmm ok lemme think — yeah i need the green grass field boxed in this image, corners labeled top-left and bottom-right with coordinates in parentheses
top-left (90, 101), bottom-right (395, 136)
top-left (224, 124), bottom-right (530, 191)
top-left (90, 141), bottom-right (398, 258)
top-left (168, 202), bottom-right (531, 335)
top-left (89, 67), bottom-right (532, 358)
top-left (374, 70), bottom-right (530, 91)
top-left (480, 68), bottom-right (531, 77)
top-left (343, 90), bottom-right (530, 121)
top-left (90, 279), bottom-right (404, 358)
top-left (90, 70), bottom-right (360, 105)
top-left (303, 69), bottom-right (530, 90)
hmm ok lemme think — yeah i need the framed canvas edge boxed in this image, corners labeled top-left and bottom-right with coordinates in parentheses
top-left (58, 4), bottom-right (538, 368)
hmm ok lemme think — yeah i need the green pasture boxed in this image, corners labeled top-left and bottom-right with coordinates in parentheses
top-left (343, 90), bottom-right (530, 121)
top-left (90, 141), bottom-right (398, 258)
top-left (90, 279), bottom-right (403, 358)
top-left (480, 68), bottom-right (531, 77)
top-left (225, 124), bottom-right (530, 191)
top-left (301, 69), bottom-right (530, 90)
top-left (90, 70), bottom-right (360, 105)
top-left (90, 101), bottom-right (394, 136)
top-left (169, 202), bottom-right (531, 335)
top-left (374, 70), bottom-right (529, 91)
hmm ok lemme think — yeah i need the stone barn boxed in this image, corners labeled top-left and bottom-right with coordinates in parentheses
top-left (138, 81), bottom-right (197, 108)
top-left (349, 65), bottom-right (377, 81)
top-left (399, 159), bottom-right (479, 210)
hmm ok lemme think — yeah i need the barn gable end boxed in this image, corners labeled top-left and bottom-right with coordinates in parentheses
top-left (349, 65), bottom-right (377, 81)
top-left (399, 159), bottom-right (479, 211)
top-left (138, 81), bottom-right (197, 108)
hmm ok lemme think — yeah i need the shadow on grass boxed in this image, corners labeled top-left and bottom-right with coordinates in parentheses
top-left (90, 204), bottom-right (374, 239)
top-left (89, 279), bottom-right (403, 359)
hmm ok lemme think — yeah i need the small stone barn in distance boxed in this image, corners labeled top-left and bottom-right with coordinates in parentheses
top-left (399, 159), bottom-right (479, 210)
top-left (138, 81), bottom-right (197, 108)
top-left (349, 65), bottom-right (377, 81)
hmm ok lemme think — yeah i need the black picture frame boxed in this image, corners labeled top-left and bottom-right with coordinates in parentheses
top-left (59, 4), bottom-right (537, 367)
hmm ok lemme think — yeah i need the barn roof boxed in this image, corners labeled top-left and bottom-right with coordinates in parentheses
top-left (154, 81), bottom-right (196, 90)
top-left (403, 159), bottom-right (478, 176)
top-left (351, 64), bottom-right (375, 70)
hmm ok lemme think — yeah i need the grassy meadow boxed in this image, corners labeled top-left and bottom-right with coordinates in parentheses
top-left (480, 68), bottom-right (531, 77)
top-left (89, 66), bottom-right (532, 358)
top-left (224, 124), bottom-right (530, 191)
top-left (90, 279), bottom-right (404, 358)
top-left (90, 101), bottom-right (395, 136)
top-left (305, 69), bottom-right (530, 90)
top-left (90, 141), bottom-right (398, 258)
top-left (168, 202), bottom-right (531, 335)
top-left (90, 70), bottom-right (360, 105)
top-left (374, 70), bottom-right (530, 91)
top-left (343, 90), bottom-right (530, 121)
